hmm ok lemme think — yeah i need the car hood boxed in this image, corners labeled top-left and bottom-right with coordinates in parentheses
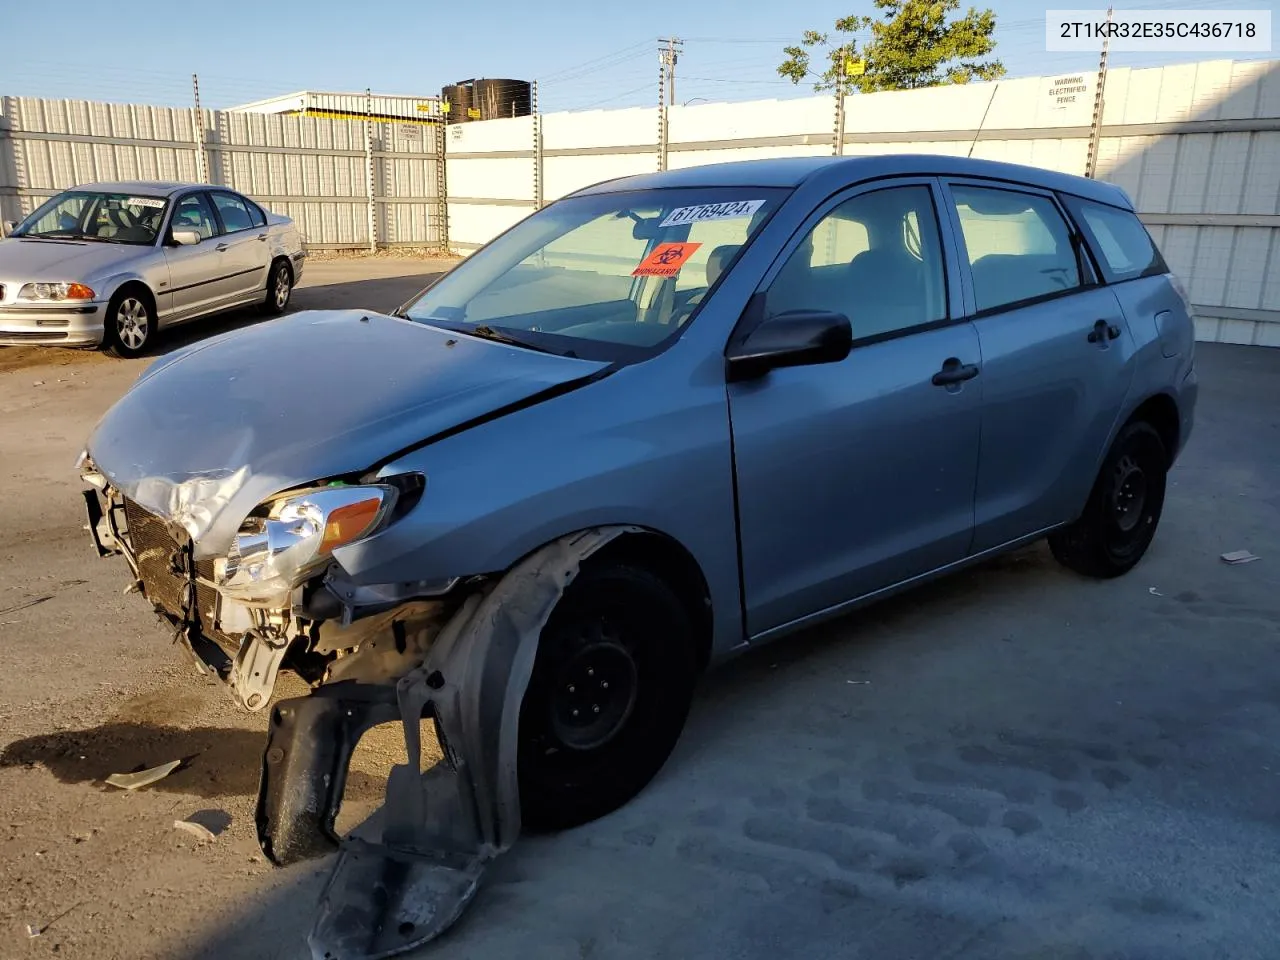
top-left (0, 237), bottom-right (140, 284)
top-left (87, 309), bottom-right (610, 557)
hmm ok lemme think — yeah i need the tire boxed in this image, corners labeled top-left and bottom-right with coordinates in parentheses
top-left (102, 288), bottom-right (156, 359)
top-left (263, 259), bottom-right (293, 315)
top-left (517, 563), bottom-right (698, 831)
top-left (1048, 421), bottom-right (1168, 579)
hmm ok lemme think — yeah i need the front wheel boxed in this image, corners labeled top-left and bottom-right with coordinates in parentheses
top-left (1048, 421), bottom-right (1168, 578)
top-left (517, 563), bottom-right (698, 831)
top-left (102, 289), bottom-right (156, 359)
top-left (263, 259), bottom-right (292, 315)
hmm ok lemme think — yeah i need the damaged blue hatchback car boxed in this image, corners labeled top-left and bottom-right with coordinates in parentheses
top-left (78, 154), bottom-right (1197, 957)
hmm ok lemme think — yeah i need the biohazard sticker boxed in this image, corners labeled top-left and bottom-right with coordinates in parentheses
top-left (125, 197), bottom-right (167, 209)
top-left (633, 242), bottom-right (702, 278)
top-left (659, 199), bottom-right (765, 228)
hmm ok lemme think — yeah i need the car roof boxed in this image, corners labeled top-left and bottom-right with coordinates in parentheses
top-left (70, 181), bottom-right (226, 198)
top-left (569, 155), bottom-right (1133, 210)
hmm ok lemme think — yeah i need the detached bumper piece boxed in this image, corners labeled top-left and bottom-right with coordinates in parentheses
top-left (254, 528), bottom-right (634, 960)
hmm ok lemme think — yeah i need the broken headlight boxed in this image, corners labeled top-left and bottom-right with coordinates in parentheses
top-left (217, 484), bottom-right (400, 606)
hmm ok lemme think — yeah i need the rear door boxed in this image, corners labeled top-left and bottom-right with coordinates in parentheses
top-left (940, 179), bottom-right (1136, 552)
top-left (209, 190), bottom-right (271, 301)
top-left (728, 179), bottom-right (984, 637)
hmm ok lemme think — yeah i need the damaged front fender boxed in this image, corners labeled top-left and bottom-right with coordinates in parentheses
top-left (254, 526), bottom-right (638, 960)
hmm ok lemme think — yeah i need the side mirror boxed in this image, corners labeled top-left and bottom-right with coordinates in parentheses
top-left (726, 301), bottom-right (852, 382)
top-left (1, 220), bottom-right (16, 238)
top-left (171, 228), bottom-right (202, 246)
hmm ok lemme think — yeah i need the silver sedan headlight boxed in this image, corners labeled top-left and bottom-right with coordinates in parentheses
top-left (217, 484), bottom-right (400, 606)
top-left (17, 282), bottom-right (96, 302)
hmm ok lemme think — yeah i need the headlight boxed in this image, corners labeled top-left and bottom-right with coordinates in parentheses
top-left (18, 282), bottom-right (95, 302)
top-left (217, 484), bottom-right (399, 606)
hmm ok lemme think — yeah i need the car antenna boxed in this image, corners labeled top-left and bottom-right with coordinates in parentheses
top-left (966, 82), bottom-right (1000, 159)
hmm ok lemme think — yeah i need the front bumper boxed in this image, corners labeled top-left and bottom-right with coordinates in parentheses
top-left (0, 302), bottom-right (106, 346)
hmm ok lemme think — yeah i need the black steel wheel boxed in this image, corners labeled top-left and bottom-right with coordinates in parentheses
top-left (1048, 421), bottom-right (1168, 578)
top-left (517, 563), bottom-right (697, 831)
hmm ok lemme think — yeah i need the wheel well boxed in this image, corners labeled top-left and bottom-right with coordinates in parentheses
top-left (585, 531), bottom-right (714, 672)
top-left (111, 280), bottom-right (156, 316)
top-left (1126, 393), bottom-right (1180, 466)
top-left (272, 255), bottom-right (293, 280)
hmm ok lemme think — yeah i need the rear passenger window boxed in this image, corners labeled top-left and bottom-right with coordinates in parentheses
top-left (951, 185), bottom-right (1080, 313)
top-left (765, 185), bottom-right (947, 342)
top-left (246, 201), bottom-right (267, 229)
top-left (1061, 196), bottom-right (1166, 283)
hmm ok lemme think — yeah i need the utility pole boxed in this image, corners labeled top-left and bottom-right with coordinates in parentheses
top-left (191, 74), bottom-right (207, 183)
top-left (1085, 4), bottom-right (1114, 179)
top-left (658, 37), bottom-right (682, 106)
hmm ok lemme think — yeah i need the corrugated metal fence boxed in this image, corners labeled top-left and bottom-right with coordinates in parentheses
top-left (0, 96), bottom-right (446, 250)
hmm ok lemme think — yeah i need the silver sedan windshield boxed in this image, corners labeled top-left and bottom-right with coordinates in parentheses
top-left (13, 190), bottom-right (169, 245)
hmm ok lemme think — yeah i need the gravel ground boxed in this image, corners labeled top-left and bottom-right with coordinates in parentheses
top-left (1, 276), bottom-right (1277, 960)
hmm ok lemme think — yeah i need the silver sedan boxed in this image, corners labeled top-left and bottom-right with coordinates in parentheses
top-left (0, 181), bottom-right (305, 357)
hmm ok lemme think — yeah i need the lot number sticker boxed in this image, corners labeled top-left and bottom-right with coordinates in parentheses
top-left (633, 242), bottom-right (702, 277)
top-left (660, 199), bottom-right (765, 228)
top-left (126, 197), bottom-right (167, 209)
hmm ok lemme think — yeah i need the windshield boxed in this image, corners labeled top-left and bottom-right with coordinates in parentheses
top-left (403, 187), bottom-right (789, 361)
top-left (13, 190), bottom-right (170, 245)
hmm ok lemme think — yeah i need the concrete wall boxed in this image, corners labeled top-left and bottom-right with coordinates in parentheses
top-left (445, 58), bottom-right (1280, 346)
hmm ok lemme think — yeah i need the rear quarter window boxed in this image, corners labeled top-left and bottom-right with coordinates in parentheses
top-left (1062, 196), bottom-right (1167, 284)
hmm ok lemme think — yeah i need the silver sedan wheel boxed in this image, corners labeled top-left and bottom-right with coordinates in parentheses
top-left (116, 297), bottom-right (149, 350)
top-left (273, 267), bottom-right (291, 310)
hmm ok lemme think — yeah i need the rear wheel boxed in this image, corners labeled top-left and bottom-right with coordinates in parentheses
top-left (1048, 421), bottom-right (1168, 578)
top-left (263, 259), bottom-right (292, 315)
top-left (102, 288), bottom-right (156, 359)
top-left (517, 563), bottom-right (698, 831)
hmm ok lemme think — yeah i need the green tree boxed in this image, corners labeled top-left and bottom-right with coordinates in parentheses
top-left (778, 0), bottom-right (1005, 95)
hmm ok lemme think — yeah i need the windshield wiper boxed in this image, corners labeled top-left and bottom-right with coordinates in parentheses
top-left (469, 324), bottom-right (557, 355)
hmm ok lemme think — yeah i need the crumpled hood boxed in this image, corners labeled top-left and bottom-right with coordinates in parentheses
top-left (0, 238), bottom-right (139, 285)
top-left (87, 309), bottom-right (609, 557)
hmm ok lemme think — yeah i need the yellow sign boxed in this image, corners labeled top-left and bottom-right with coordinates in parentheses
top-left (467, 107), bottom-right (481, 119)
top-left (844, 58), bottom-right (866, 77)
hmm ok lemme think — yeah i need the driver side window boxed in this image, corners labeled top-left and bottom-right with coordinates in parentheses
top-left (765, 185), bottom-right (947, 343)
top-left (170, 193), bottom-right (218, 240)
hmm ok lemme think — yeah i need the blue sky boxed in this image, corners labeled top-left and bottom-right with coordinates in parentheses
top-left (1, 0), bottom-right (1275, 112)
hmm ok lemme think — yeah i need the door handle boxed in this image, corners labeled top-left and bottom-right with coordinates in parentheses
top-left (215, 242), bottom-right (229, 252)
top-left (931, 357), bottom-right (980, 386)
top-left (257, 233), bottom-right (267, 242)
top-left (1088, 319), bottom-right (1121, 343)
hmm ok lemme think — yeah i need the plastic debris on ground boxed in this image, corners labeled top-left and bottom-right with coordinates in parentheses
top-left (173, 820), bottom-right (217, 843)
top-left (1221, 550), bottom-right (1260, 565)
top-left (104, 759), bottom-right (182, 790)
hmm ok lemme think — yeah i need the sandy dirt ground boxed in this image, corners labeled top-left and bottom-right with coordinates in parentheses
top-left (1, 269), bottom-right (1278, 960)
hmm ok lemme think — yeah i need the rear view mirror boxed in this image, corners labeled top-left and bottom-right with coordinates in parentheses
top-left (171, 228), bottom-right (202, 246)
top-left (1, 220), bottom-right (16, 238)
top-left (726, 301), bottom-right (852, 382)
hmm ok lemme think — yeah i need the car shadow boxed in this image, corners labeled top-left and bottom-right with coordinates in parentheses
top-left (149, 267), bottom-right (452, 358)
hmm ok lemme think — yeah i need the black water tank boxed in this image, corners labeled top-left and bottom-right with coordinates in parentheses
top-left (472, 78), bottom-right (532, 120)
top-left (440, 83), bottom-right (473, 124)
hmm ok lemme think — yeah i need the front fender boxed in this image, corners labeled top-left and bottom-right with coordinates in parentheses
top-left (330, 357), bottom-right (746, 658)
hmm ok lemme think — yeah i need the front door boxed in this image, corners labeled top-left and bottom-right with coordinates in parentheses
top-left (162, 191), bottom-right (230, 322)
top-left (939, 180), bottom-right (1136, 552)
top-left (728, 180), bottom-right (984, 638)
